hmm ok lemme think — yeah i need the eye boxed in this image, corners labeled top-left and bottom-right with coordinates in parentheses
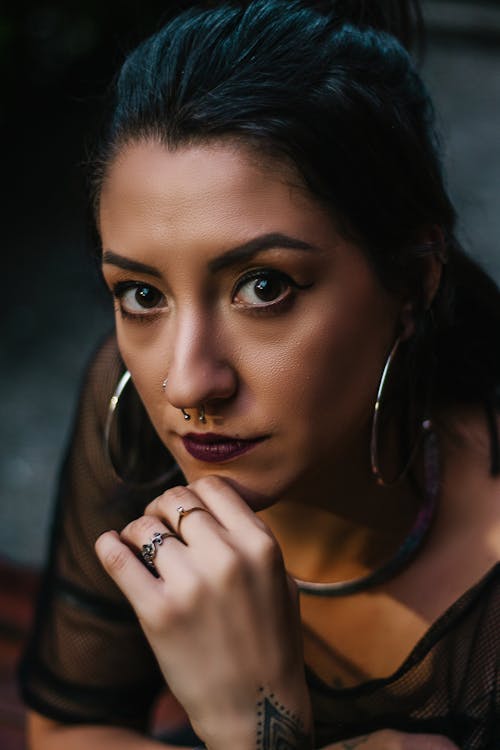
top-left (113, 282), bottom-right (166, 317)
top-left (233, 270), bottom-right (295, 308)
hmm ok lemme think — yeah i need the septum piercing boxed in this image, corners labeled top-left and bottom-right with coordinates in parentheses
top-left (162, 378), bottom-right (206, 423)
top-left (181, 406), bottom-right (206, 422)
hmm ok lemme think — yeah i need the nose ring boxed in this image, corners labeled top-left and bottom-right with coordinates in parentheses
top-left (161, 378), bottom-right (206, 423)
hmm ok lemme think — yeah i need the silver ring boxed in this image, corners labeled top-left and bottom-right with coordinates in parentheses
top-left (141, 530), bottom-right (177, 566)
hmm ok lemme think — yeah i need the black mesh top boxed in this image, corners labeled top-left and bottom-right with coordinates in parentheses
top-left (19, 335), bottom-right (500, 749)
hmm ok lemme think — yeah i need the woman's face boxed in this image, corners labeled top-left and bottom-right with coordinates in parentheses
top-left (100, 139), bottom-right (402, 510)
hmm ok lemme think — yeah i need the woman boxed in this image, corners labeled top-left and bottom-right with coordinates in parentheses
top-left (20, 1), bottom-right (500, 748)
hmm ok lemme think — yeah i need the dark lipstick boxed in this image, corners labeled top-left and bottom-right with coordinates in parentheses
top-left (181, 432), bottom-right (266, 463)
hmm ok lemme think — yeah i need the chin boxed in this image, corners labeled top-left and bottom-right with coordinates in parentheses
top-left (217, 475), bottom-right (280, 512)
top-left (181, 464), bottom-right (281, 512)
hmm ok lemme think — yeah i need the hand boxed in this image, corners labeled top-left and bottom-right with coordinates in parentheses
top-left (95, 476), bottom-right (313, 750)
top-left (322, 730), bottom-right (459, 749)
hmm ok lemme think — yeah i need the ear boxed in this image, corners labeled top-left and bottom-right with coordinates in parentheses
top-left (399, 228), bottom-right (445, 341)
top-left (422, 249), bottom-right (443, 310)
top-left (399, 300), bottom-right (416, 341)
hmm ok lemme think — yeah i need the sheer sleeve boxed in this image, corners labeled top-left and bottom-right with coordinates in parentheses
top-left (19, 334), bottom-right (182, 729)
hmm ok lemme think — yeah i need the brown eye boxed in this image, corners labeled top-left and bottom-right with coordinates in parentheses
top-left (233, 271), bottom-right (292, 307)
top-left (135, 285), bottom-right (162, 308)
top-left (114, 282), bottom-right (166, 316)
top-left (253, 277), bottom-right (286, 301)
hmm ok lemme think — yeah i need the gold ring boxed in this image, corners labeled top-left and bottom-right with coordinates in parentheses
top-left (176, 505), bottom-right (211, 537)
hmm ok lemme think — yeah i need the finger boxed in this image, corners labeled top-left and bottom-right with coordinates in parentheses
top-left (145, 484), bottom-right (226, 543)
top-left (144, 486), bottom-right (263, 600)
top-left (120, 515), bottom-right (187, 580)
top-left (170, 479), bottom-right (277, 561)
top-left (186, 475), bottom-right (270, 532)
top-left (187, 476), bottom-right (282, 564)
top-left (95, 530), bottom-right (161, 611)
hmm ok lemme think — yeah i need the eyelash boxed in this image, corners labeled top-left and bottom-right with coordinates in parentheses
top-left (111, 269), bottom-right (312, 322)
top-left (232, 269), bottom-right (312, 314)
top-left (112, 281), bottom-right (165, 323)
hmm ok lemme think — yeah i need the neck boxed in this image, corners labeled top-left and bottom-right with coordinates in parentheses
top-left (259, 437), bottom-right (424, 584)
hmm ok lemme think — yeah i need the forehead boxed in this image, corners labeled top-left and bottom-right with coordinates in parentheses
top-left (98, 138), bottom-right (334, 243)
top-left (102, 139), bottom-right (292, 205)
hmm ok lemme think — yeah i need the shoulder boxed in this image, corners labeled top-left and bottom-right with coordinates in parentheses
top-left (429, 406), bottom-right (500, 595)
top-left (407, 406), bottom-right (500, 623)
top-left (437, 405), bottom-right (500, 558)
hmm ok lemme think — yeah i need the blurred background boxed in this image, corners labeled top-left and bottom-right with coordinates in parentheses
top-left (1, 0), bottom-right (500, 569)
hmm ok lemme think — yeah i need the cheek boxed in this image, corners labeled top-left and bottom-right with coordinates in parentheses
top-left (243, 297), bottom-right (395, 434)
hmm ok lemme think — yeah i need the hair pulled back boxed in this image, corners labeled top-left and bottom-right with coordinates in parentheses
top-left (93, 0), bottom-right (500, 426)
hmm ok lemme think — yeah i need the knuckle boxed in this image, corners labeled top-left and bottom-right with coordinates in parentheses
top-left (253, 515), bottom-right (274, 534)
top-left (156, 485), bottom-right (192, 512)
top-left (191, 474), bottom-right (226, 494)
top-left (144, 601), bottom-right (175, 633)
top-left (124, 515), bottom-right (159, 541)
top-left (144, 490), bottom-right (167, 515)
top-left (176, 575), bottom-right (206, 613)
top-left (165, 484), bottom-right (192, 501)
top-left (214, 547), bottom-right (246, 587)
top-left (100, 543), bottom-right (131, 575)
top-left (203, 474), bottom-right (226, 490)
top-left (250, 532), bottom-right (283, 568)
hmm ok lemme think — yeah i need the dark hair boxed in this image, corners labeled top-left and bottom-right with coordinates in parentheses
top-left (92, 0), bottom-right (500, 462)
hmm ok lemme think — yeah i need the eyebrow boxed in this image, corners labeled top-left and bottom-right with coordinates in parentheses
top-left (207, 233), bottom-right (319, 272)
top-left (102, 251), bottom-right (163, 278)
top-left (102, 233), bottom-right (319, 277)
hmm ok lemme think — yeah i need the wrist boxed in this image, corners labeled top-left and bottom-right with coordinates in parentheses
top-left (200, 686), bottom-right (313, 750)
top-left (255, 687), bottom-right (313, 750)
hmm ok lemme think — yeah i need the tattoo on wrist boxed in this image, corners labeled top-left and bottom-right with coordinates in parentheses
top-left (256, 687), bottom-right (312, 749)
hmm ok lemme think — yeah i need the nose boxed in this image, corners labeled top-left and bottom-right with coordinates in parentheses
top-left (164, 312), bottom-right (237, 413)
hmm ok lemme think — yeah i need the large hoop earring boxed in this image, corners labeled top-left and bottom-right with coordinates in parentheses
top-left (104, 370), bottom-right (180, 488)
top-left (370, 336), bottom-right (431, 487)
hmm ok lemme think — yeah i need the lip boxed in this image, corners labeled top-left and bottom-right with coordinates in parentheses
top-left (180, 432), bottom-right (267, 463)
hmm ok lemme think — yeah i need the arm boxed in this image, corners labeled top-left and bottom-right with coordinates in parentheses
top-left (321, 731), bottom-right (458, 749)
top-left (27, 711), bottom-right (186, 750)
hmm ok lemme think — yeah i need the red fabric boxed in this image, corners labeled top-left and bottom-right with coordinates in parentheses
top-left (0, 559), bottom-right (40, 750)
